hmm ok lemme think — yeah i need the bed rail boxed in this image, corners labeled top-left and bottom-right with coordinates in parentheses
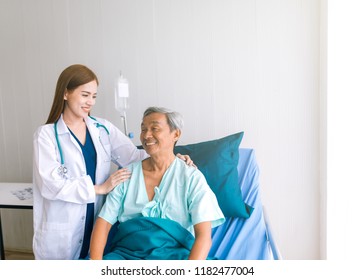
top-left (263, 206), bottom-right (282, 260)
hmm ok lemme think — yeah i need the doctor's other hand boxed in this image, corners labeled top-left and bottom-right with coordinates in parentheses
top-left (94, 168), bottom-right (131, 195)
top-left (176, 153), bottom-right (196, 168)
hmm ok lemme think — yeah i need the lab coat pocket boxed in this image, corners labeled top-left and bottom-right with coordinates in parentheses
top-left (36, 222), bottom-right (72, 259)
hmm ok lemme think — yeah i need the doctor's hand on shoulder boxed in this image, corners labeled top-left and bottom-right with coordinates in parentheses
top-left (95, 168), bottom-right (131, 194)
top-left (176, 153), bottom-right (195, 168)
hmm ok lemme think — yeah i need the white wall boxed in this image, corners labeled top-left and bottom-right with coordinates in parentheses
top-left (327, 0), bottom-right (355, 260)
top-left (0, 0), bottom-right (321, 259)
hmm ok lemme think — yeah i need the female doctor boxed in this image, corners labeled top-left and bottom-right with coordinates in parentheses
top-left (32, 64), bottom-right (191, 260)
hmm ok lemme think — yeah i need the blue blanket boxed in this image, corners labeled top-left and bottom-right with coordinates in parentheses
top-left (103, 217), bottom-right (195, 260)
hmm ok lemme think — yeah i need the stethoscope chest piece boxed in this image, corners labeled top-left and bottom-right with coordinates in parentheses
top-left (57, 165), bottom-right (68, 178)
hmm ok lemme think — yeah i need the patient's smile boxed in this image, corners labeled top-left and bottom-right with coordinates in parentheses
top-left (145, 141), bottom-right (156, 146)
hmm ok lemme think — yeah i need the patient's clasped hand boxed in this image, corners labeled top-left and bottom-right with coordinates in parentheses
top-left (89, 107), bottom-right (225, 260)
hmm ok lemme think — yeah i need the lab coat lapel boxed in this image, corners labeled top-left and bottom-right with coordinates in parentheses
top-left (56, 115), bottom-right (82, 153)
top-left (85, 116), bottom-right (110, 170)
top-left (85, 116), bottom-right (110, 215)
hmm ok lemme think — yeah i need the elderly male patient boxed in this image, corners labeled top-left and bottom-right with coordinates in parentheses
top-left (89, 106), bottom-right (225, 260)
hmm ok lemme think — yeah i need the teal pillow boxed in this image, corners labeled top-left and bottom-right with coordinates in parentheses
top-left (174, 132), bottom-right (253, 218)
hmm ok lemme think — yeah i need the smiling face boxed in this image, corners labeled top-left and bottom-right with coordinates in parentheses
top-left (63, 80), bottom-right (97, 120)
top-left (140, 112), bottom-right (180, 157)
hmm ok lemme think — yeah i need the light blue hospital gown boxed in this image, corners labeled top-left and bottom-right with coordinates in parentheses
top-left (99, 157), bottom-right (225, 235)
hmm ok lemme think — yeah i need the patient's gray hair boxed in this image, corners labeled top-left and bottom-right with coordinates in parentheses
top-left (143, 106), bottom-right (184, 132)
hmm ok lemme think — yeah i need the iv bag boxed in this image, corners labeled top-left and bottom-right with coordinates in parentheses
top-left (114, 74), bottom-right (129, 112)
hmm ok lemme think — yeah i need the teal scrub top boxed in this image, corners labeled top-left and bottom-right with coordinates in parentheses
top-left (69, 127), bottom-right (96, 259)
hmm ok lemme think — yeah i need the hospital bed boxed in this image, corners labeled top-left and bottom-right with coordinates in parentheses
top-left (173, 132), bottom-right (282, 260)
top-left (106, 145), bottom-right (281, 260)
top-left (209, 148), bottom-right (282, 260)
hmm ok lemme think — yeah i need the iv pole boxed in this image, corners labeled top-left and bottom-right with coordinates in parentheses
top-left (121, 111), bottom-right (128, 136)
top-left (115, 73), bottom-right (131, 138)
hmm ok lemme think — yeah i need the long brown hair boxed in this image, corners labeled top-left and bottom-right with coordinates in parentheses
top-left (45, 64), bottom-right (99, 124)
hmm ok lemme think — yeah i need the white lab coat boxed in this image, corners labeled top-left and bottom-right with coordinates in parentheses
top-left (32, 115), bottom-right (147, 260)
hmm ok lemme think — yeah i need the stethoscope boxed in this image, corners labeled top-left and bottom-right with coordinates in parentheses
top-left (54, 116), bottom-right (110, 178)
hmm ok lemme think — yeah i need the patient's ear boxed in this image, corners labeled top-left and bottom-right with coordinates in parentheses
top-left (173, 129), bottom-right (181, 142)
